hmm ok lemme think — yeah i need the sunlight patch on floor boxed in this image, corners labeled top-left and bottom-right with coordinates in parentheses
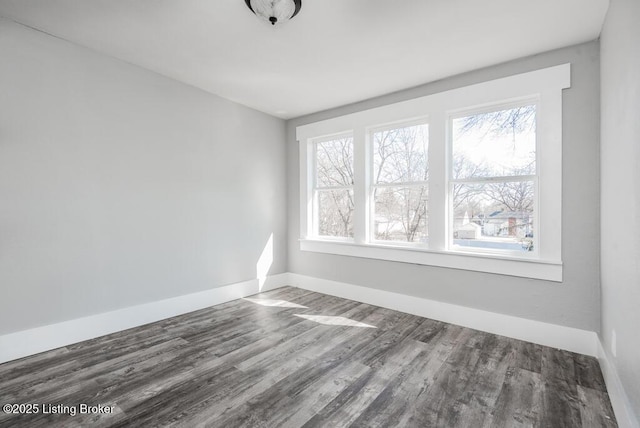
top-left (243, 298), bottom-right (308, 309)
top-left (293, 314), bottom-right (377, 328)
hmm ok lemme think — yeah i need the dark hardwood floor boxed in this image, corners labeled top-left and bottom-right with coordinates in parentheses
top-left (0, 286), bottom-right (617, 427)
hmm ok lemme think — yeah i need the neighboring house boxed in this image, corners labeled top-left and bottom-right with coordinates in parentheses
top-left (454, 210), bottom-right (533, 251)
top-left (480, 210), bottom-right (533, 238)
top-left (453, 209), bottom-right (532, 239)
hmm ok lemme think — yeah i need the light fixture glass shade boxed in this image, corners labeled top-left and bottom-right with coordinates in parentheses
top-left (246, 0), bottom-right (301, 25)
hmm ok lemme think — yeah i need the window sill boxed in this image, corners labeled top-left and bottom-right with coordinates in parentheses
top-left (299, 239), bottom-right (563, 282)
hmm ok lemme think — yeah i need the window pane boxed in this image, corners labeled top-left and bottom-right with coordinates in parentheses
top-left (452, 181), bottom-right (534, 252)
top-left (317, 189), bottom-right (354, 238)
top-left (374, 186), bottom-right (428, 243)
top-left (316, 137), bottom-right (354, 188)
top-left (373, 124), bottom-right (428, 184)
top-left (452, 105), bottom-right (536, 179)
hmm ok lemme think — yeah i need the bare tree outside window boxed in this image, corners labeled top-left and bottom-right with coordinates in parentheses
top-left (372, 123), bottom-right (429, 243)
top-left (457, 105), bottom-right (536, 146)
top-left (451, 105), bottom-right (536, 251)
top-left (315, 137), bottom-right (354, 238)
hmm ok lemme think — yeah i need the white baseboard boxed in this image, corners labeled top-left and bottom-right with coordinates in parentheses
top-left (0, 274), bottom-right (289, 365)
top-left (286, 273), bottom-right (598, 357)
top-left (597, 340), bottom-right (640, 428)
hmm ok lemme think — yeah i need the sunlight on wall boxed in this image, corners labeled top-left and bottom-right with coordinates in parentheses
top-left (243, 298), bottom-right (308, 309)
top-left (256, 233), bottom-right (273, 291)
top-left (293, 314), bottom-right (377, 328)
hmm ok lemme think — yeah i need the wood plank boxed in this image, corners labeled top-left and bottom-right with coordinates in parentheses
top-left (349, 327), bottom-right (465, 427)
top-left (303, 339), bottom-right (434, 428)
top-left (0, 338), bottom-right (188, 403)
top-left (539, 347), bottom-right (583, 427)
top-left (540, 377), bottom-right (582, 428)
top-left (541, 347), bottom-right (577, 384)
top-left (574, 353), bottom-right (608, 392)
top-left (0, 347), bottom-right (70, 380)
top-left (577, 385), bottom-right (618, 427)
top-left (514, 340), bottom-right (544, 373)
top-left (484, 367), bottom-right (544, 427)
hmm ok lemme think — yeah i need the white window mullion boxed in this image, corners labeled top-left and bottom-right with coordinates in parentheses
top-left (353, 127), bottom-right (368, 244)
top-left (428, 111), bottom-right (447, 251)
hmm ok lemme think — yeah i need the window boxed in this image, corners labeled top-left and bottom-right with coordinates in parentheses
top-left (450, 103), bottom-right (537, 254)
top-left (372, 122), bottom-right (429, 244)
top-left (313, 135), bottom-right (354, 239)
top-left (298, 65), bottom-right (569, 281)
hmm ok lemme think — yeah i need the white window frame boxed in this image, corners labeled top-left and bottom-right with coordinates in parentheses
top-left (297, 64), bottom-right (569, 282)
top-left (311, 133), bottom-right (355, 241)
top-left (369, 118), bottom-right (430, 247)
top-left (447, 98), bottom-right (540, 257)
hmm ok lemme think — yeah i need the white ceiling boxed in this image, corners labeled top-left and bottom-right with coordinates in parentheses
top-left (0, 0), bottom-right (609, 119)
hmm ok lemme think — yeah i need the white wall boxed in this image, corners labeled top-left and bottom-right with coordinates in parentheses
top-left (0, 19), bottom-right (287, 335)
top-left (600, 0), bottom-right (640, 422)
top-left (287, 42), bottom-right (601, 331)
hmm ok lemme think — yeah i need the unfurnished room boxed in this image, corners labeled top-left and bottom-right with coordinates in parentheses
top-left (0, 1), bottom-right (638, 427)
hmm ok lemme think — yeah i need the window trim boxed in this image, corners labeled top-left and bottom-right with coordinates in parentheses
top-left (297, 64), bottom-right (570, 282)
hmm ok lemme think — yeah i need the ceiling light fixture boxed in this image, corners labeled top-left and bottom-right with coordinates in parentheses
top-left (244, 0), bottom-right (302, 26)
